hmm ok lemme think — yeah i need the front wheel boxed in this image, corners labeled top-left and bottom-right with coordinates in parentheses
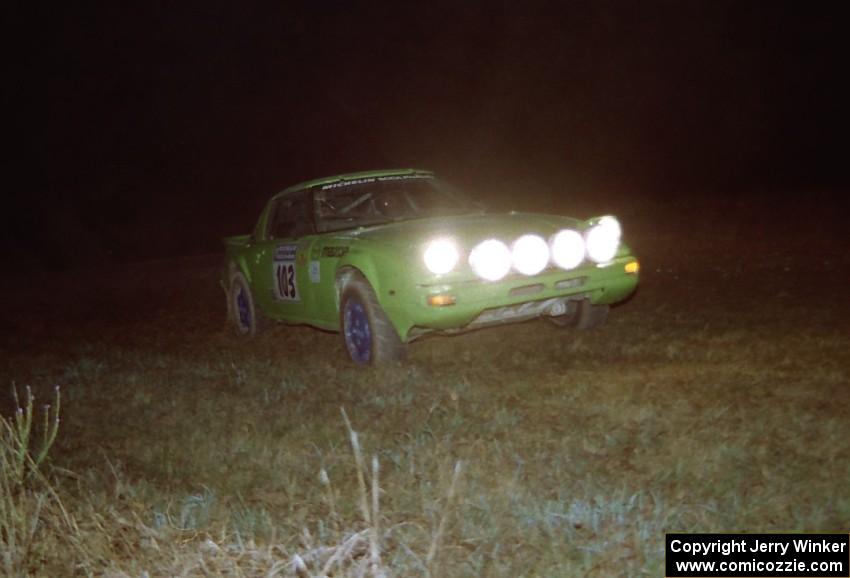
top-left (340, 274), bottom-right (406, 365)
top-left (548, 299), bottom-right (609, 330)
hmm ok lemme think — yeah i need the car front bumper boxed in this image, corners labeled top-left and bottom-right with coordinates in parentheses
top-left (385, 256), bottom-right (639, 341)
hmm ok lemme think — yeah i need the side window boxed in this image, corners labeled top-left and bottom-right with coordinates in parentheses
top-left (268, 192), bottom-right (315, 239)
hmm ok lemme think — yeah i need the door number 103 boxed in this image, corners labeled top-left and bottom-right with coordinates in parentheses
top-left (275, 262), bottom-right (299, 301)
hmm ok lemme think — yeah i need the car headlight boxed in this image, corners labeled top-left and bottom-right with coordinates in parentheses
top-left (469, 239), bottom-right (512, 281)
top-left (550, 229), bottom-right (585, 270)
top-left (511, 234), bottom-right (549, 275)
top-left (423, 239), bottom-right (459, 275)
top-left (585, 216), bottom-right (621, 263)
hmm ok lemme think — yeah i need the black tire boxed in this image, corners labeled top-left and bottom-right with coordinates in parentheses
top-left (340, 273), bottom-right (406, 365)
top-left (229, 272), bottom-right (261, 337)
top-left (548, 299), bottom-right (609, 330)
top-left (547, 300), bottom-right (580, 327)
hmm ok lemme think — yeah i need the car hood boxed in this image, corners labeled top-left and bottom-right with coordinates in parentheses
top-left (334, 212), bottom-right (584, 250)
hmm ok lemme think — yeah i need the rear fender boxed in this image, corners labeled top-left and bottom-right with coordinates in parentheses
top-left (222, 233), bottom-right (255, 285)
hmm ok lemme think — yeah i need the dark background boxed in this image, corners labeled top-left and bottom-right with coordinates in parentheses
top-left (6, 1), bottom-right (847, 270)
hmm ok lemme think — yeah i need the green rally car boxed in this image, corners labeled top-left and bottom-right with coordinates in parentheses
top-left (222, 169), bottom-right (639, 364)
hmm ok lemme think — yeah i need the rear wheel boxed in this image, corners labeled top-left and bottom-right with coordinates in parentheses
top-left (340, 274), bottom-right (406, 365)
top-left (229, 272), bottom-right (261, 337)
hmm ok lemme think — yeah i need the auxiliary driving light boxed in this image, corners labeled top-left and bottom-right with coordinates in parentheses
top-left (550, 229), bottom-right (585, 270)
top-left (585, 216), bottom-right (621, 263)
top-left (423, 239), bottom-right (459, 275)
top-left (469, 239), bottom-right (512, 281)
top-left (511, 234), bottom-right (549, 275)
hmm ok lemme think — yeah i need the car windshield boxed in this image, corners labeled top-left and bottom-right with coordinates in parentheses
top-left (314, 174), bottom-right (483, 232)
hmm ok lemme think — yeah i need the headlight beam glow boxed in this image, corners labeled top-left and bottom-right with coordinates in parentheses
top-left (511, 234), bottom-right (550, 276)
top-left (469, 239), bottom-right (512, 281)
top-left (423, 239), bottom-right (459, 275)
top-left (550, 229), bottom-right (585, 270)
top-left (585, 216), bottom-right (622, 263)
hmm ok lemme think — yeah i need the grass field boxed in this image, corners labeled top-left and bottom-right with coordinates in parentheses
top-left (2, 193), bottom-right (848, 576)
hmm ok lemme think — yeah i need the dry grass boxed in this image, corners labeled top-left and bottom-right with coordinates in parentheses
top-left (1, 194), bottom-right (848, 576)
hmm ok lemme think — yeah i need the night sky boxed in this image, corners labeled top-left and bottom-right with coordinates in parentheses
top-left (8, 1), bottom-right (847, 268)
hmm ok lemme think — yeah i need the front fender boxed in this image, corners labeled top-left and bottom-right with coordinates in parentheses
top-left (337, 253), bottom-right (383, 297)
top-left (336, 244), bottom-right (418, 340)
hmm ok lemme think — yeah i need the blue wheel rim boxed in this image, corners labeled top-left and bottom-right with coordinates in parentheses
top-left (236, 286), bottom-right (251, 331)
top-left (344, 299), bottom-right (372, 364)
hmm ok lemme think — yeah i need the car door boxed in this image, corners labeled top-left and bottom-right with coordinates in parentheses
top-left (253, 190), bottom-right (318, 322)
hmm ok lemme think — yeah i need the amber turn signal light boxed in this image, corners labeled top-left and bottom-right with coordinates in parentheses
top-left (427, 294), bottom-right (456, 307)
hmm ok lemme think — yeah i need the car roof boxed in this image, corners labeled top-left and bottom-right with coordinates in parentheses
top-left (275, 168), bottom-right (435, 198)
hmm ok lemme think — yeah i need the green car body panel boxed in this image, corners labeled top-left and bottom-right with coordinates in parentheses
top-left (223, 168), bottom-right (638, 350)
